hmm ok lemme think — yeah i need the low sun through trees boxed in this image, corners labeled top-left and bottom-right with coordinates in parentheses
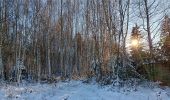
top-left (0, 0), bottom-right (169, 86)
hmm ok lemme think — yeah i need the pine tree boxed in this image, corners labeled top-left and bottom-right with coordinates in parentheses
top-left (161, 15), bottom-right (170, 62)
top-left (130, 24), bottom-right (142, 67)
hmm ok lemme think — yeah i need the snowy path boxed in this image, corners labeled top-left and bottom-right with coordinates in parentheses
top-left (0, 81), bottom-right (170, 100)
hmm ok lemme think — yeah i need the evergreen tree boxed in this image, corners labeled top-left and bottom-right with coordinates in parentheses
top-left (161, 15), bottom-right (170, 62)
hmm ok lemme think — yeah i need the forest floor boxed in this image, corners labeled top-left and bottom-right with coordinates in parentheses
top-left (0, 80), bottom-right (170, 100)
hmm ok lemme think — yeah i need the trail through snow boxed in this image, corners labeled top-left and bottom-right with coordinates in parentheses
top-left (0, 81), bottom-right (170, 100)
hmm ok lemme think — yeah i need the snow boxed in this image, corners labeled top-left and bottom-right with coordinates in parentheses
top-left (0, 81), bottom-right (170, 100)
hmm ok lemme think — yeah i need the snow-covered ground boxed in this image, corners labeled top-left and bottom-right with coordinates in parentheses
top-left (0, 80), bottom-right (170, 100)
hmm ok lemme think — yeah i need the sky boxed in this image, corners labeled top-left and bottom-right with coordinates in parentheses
top-left (41, 0), bottom-right (170, 51)
top-left (126, 0), bottom-right (170, 50)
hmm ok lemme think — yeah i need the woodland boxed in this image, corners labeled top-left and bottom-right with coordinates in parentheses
top-left (0, 0), bottom-right (170, 86)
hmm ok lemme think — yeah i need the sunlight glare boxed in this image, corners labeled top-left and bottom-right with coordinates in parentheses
top-left (131, 39), bottom-right (138, 47)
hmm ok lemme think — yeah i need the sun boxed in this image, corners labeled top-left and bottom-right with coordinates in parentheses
top-left (131, 39), bottom-right (139, 47)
